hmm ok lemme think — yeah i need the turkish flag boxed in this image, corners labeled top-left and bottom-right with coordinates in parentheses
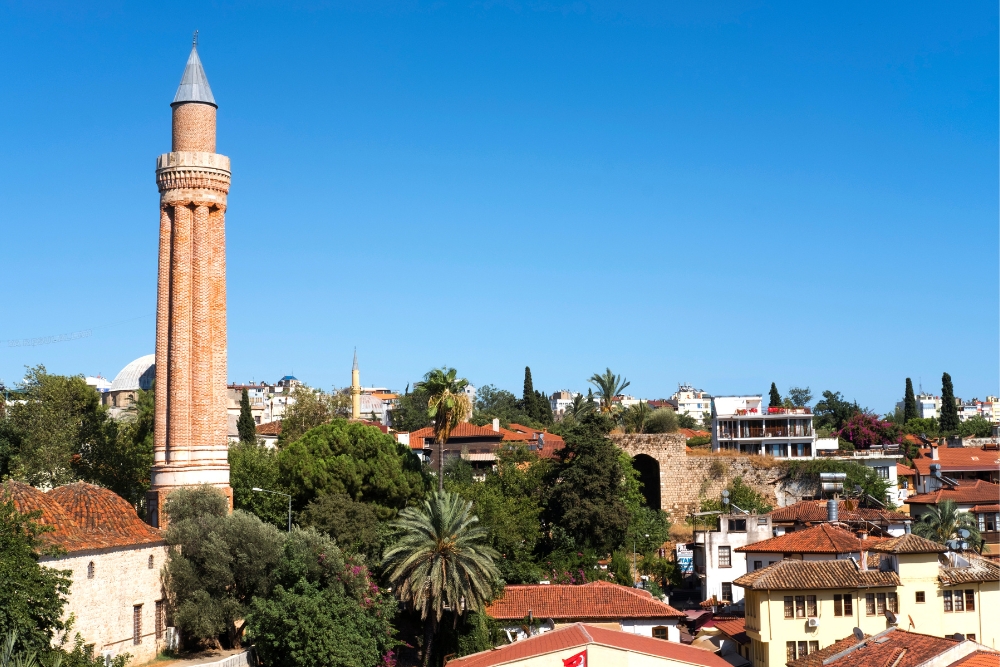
top-left (563, 650), bottom-right (586, 667)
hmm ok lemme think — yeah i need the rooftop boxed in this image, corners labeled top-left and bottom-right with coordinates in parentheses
top-left (911, 447), bottom-right (1000, 475)
top-left (786, 628), bottom-right (967, 667)
top-left (767, 500), bottom-right (909, 527)
top-left (906, 481), bottom-right (1000, 506)
top-left (937, 553), bottom-right (1000, 585)
top-left (485, 581), bottom-right (686, 621)
top-left (109, 354), bottom-right (155, 393)
top-left (733, 558), bottom-right (899, 591)
top-left (736, 524), bottom-right (881, 554)
top-left (446, 623), bottom-right (730, 667)
top-left (868, 534), bottom-right (947, 555)
top-left (256, 420), bottom-right (282, 436)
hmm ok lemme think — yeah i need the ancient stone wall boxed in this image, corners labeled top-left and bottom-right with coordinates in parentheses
top-left (611, 434), bottom-right (789, 519)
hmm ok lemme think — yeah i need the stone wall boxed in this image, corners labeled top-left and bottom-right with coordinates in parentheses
top-left (611, 434), bottom-right (789, 519)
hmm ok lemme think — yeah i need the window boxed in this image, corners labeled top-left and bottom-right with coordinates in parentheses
top-left (758, 517), bottom-right (768, 525)
top-left (965, 590), bottom-right (975, 611)
top-left (844, 594), bottom-right (853, 615)
top-left (876, 593), bottom-right (886, 615)
top-left (784, 597), bottom-right (794, 619)
top-left (729, 519), bottom-right (747, 532)
top-left (866, 593), bottom-right (876, 616)
top-left (806, 595), bottom-right (817, 617)
top-left (954, 590), bottom-right (964, 612)
top-left (133, 605), bottom-right (142, 645)
top-left (155, 601), bottom-right (164, 640)
top-left (916, 591), bottom-right (925, 603)
top-left (834, 594), bottom-right (844, 616)
top-left (809, 642), bottom-right (819, 654)
top-left (148, 555), bottom-right (154, 569)
top-left (874, 466), bottom-right (890, 480)
top-left (887, 592), bottom-right (898, 613)
top-left (943, 591), bottom-right (953, 612)
top-left (798, 642), bottom-right (808, 659)
top-left (652, 627), bottom-right (668, 640)
top-left (754, 561), bottom-right (763, 571)
top-left (722, 583), bottom-right (733, 602)
top-left (795, 596), bottom-right (806, 618)
top-left (787, 642), bottom-right (796, 663)
top-left (87, 562), bottom-right (95, 579)
top-left (719, 546), bottom-right (732, 567)
top-left (968, 634), bottom-right (976, 642)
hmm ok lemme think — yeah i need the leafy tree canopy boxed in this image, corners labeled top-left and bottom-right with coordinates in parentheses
top-left (768, 383), bottom-right (782, 408)
top-left (786, 387), bottom-right (813, 408)
top-left (813, 390), bottom-right (861, 432)
top-left (229, 440), bottom-right (289, 530)
top-left (676, 412), bottom-right (698, 429)
top-left (278, 420), bottom-right (428, 518)
top-left (698, 476), bottom-right (774, 517)
top-left (958, 416), bottom-right (993, 438)
top-left (912, 500), bottom-right (981, 548)
top-left (388, 384), bottom-right (432, 432)
top-left (298, 493), bottom-right (385, 563)
top-left (785, 460), bottom-right (892, 508)
top-left (903, 379), bottom-right (918, 423)
top-left (471, 385), bottom-right (534, 428)
top-left (904, 417), bottom-right (939, 438)
top-left (279, 385), bottom-right (351, 445)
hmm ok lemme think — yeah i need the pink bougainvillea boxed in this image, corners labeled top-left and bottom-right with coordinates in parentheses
top-left (837, 412), bottom-right (899, 449)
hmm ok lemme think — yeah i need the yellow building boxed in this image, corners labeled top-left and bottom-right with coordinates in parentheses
top-left (736, 534), bottom-right (999, 667)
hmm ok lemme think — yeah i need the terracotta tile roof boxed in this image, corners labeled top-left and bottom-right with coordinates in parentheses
top-left (911, 447), bottom-right (1000, 476)
top-left (680, 428), bottom-right (711, 439)
top-left (733, 558), bottom-right (899, 590)
top-left (868, 533), bottom-right (947, 554)
top-left (970, 504), bottom-right (1000, 513)
top-left (409, 422), bottom-right (505, 448)
top-left (4, 481), bottom-right (163, 553)
top-left (256, 420), bottom-right (282, 436)
top-left (938, 554), bottom-right (1000, 585)
top-left (897, 463), bottom-right (916, 476)
top-left (768, 500), bottom-right (908, 526)
top-left (906, 481), bottom-right (1000, 506)
top-left (446, 622), bottom-right (731, 667)
top-left (736, 524), bottom-right (879, 554)
top-left (949, 652), bottom-right (1000, 667)
top-left (787, 628), bottom-right (961, 667)
top-left (712, 619), bottom-right (748, 645)
top-left (486, 581), bottom-right (686, 621)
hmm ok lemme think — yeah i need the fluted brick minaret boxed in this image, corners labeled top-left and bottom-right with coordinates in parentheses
top-left (147, 35), bottom-right (232, 527)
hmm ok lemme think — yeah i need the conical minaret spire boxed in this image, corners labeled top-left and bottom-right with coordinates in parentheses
top-left (172, 32), bottom-right (216, 107)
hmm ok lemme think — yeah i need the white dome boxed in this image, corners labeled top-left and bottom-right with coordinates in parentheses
top-left (110, 354), bottom-right (155, 392)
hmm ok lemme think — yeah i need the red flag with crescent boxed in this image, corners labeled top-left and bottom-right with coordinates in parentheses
top-left (563, 650), bottom-right (586, 667)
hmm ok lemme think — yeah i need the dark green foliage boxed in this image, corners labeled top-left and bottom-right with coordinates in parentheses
top-left (676, 412), bottom-right (698, 429)
top-left (544, 414), bottom-right (630, 553)
top-left (279, 385), bottom-right (352, 445)
top-left (904, 417), bottom-right (939, 437)
top-left (299, 494), bottom-right (383, 561)
top-left (904, 379), bottom-right (918, 423)
top-left (515, 368), bottom-right (554, 426)
top-left (958, 416), bottom-right (993, 438)
top-left (228, 441), bottom-right (289, 530)
top-left (939, 373), bottom-right (959, 433)
top-left (813, 390), bottom-right (861, 431)
top-left (246, 529), bottom-right (397, 667)
top-left (628, 506), bottom-right (671, 555)
top-left (610, 550), bottom-right (632, 585)
top-left (163, 486), bottom-right (285, 646)
top-left (768, 383), bottom-right (782, 408)
top-left (522, 368), bottom-right (534, 409)
top-left (388, 385), bottom-right (432, 432)
top-left (470, 385), bottom-right (526, 427)
top-left (237, 389), bottom-right (256, 444)
top-left (784, 460), bottom-right (892, 508)
top-left (699, 477), bottom-right (773, 516)
top-left (786, 387), bottom-right (812, 407)
top-left (686, 435), bottom-right (712, 448)
top-left (533, 389), bottom-right (554, 425)
top-left (0, 496), bottom-right (71, 656)
top-left (644, 409), bottom-right (678, 433)
top-left (912, 500), bottom-right (981, 548)
top-left (277, 420), bottom-right (428, 518)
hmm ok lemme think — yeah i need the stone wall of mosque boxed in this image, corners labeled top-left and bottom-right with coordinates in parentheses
top-left (41, 543), bottom-right (169, 663)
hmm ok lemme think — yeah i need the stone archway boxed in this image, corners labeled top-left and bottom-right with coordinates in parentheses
top-left (632, 453), bottom-right (661, 510)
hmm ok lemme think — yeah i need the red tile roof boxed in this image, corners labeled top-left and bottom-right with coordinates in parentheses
top-left (868, 534), bottom-right (946, 554)
top-left (970, 504), bottom-right (1000, 513)
top-left (949, 652), bottom-right (1000, 667)
top-left (680, 429), bottom-right (711, 439)
top-left (736, 524), bottom-right (880, 554)
top-left (768, 500), bottom-right (908, 526)
top-left (897, 463), bottom-right (916, 476)
top-left (712, 618), bottom-right (748, 645)
top-left (906, 481), bottom-right (1000, 506)
top-left (787, 628), bottom-right (962, 667)
top-left (446, 623), bottom-right (730, 667)
top-left (733, 558), bottom-right (899, 590)
top-left (486, 581), bottom-right (686, 621)
top-left (4, 481), bottom-right (164, 553)
top-left (256, 420), bottom-right (282, 436)
top-left (911, 447), bottom-right (1000, 476)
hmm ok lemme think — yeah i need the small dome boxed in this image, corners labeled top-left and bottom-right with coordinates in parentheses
top-left (3, 480), bottom-right (81, 541)
top-left (109, 354), bottom-right (155, 392)
top-left (48, 483), bottom-right (155, 538)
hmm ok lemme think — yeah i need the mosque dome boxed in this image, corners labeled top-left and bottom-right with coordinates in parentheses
top-left (109, 354), bottom-right (155, 392)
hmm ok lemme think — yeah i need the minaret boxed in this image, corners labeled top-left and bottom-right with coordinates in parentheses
top-left (351, 349), bottom-right (361, 419)
top-left (147, 34), bottom-right (232, 527)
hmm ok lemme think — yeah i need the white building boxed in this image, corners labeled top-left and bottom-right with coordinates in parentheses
top-left (691, 513), bottom-right (774, 605)
top-left (549, 390), bottom-right (578, 419)
top-left (711, 396), bottom-right (817, 459)
top-left (671, 384), bottom-right (712, 422)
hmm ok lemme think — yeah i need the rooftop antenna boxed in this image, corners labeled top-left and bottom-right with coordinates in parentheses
top-left (193, 30), bottom-right (199, 47)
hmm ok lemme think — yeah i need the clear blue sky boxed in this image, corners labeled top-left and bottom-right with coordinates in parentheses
top-left (1, 2), bottom-right (996, 413)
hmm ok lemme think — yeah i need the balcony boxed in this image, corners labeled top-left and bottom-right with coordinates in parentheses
top-left (716, 427), bottom-right (813, 439)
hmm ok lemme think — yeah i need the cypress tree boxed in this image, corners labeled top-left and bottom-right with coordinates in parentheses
top-left (903, 378), bottom-right (918, 423)
top-left (939, 372), bottom-right (959, 433)
top-left (768, 383), bottom-right (782, 408)
top-left (237, 388), bottom-right (257, 444)
top-left (522, 367), bottom-right (534, 407)
top-left (534, 389), bottom-right (554, 424)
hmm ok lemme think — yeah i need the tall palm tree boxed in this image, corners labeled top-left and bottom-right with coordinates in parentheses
top-left (566, 393), bottom-right (595, 420)
top-left (620, 401), bottom-right (652, 433)
top-left (588, 368), bottom-right (630, 414)
top-left (417, 367), bottom-right (471, 491)
top-left (912, 500), bottom-right (981, 548)
top-left (383, 491), bottom-right (500, 667)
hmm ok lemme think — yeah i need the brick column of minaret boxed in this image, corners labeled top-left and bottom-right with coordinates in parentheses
top-left (147, 38), bottom-right (232, 527)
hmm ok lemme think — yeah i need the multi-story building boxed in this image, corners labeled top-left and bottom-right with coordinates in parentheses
top-left (226, 378), bottom-right (301, 440)
top-left (691, 512), bottom-right (774, 605)
top-left (737, 534), bottom-right (1000, 666)
top-left (767, 500), bottom-right (910, 537)
top-left (712, 396), bottom-right (817, 459)
top-left (672, 384), bottom-right (713, 423)
top-left (549, 390), bottom-right (578, 419)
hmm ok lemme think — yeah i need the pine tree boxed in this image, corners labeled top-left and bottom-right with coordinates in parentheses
top-left (768, 383), bottom-right (782, 408)
top-left (903, 378), bottom-right (918, 423)
top-left (237, 388), bottom-right (257, 444)
top-left (939, 372), bottom-right (959, 433)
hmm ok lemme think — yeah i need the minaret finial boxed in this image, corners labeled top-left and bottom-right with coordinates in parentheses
top-left (193, 30), bottom-right (198, 47)
top-left (353, 347), bottom-right (358, 371)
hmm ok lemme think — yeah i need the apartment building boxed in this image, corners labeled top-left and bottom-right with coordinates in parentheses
top-left (691, 513), bottom-right (774, 606)
top-left (712, 396), bottom-right (817, 459)
top-left (672, 385), bottom-right (713, 423)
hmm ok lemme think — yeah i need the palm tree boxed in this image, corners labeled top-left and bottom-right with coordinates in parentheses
top-left (417, 367), bottom-right (471, 491)
top-left (565, 393), bottom-right (595, 421)
top-left (383, 491), bottom-right (500, 667)
top-left (620, 401), bottom-right (652, 433)
top-left (588, 368), bottom-right (630, 414)
top-left (912, 500), bottom-right (982, 548)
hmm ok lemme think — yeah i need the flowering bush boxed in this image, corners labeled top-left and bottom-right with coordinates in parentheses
top-left (837, 412), bottom-right (899, 449)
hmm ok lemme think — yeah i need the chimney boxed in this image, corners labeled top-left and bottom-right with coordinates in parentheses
top-left (931, 444), bottom-right (939, 461)
top-left (860, 548), bottom-right (868, 571)
top-left (827, 499), bottom-right (839, 523)
top-left (859, 530), bottom-right (868, 540)
top-left (492, 418), bottom-right (500, 432)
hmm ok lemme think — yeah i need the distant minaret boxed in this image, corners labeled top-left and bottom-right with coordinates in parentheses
top-left (351, 349), bottom-right (361, 419)
top-left (148, 33), bottom-right (232, 527)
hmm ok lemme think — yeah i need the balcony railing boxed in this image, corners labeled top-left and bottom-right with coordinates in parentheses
top-left (716, 427), bottom-right (813, 439)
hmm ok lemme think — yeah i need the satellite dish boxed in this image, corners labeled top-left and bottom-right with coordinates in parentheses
top-left (722, 490), bottom-right (730, 498)
top-left (959, 529), bottom-right (970, 539)
top-left (884, 610), bottom-right (897, 625)
top-left (853, 628), bottom-right (865, 642)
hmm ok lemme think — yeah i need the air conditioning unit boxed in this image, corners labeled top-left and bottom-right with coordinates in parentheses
top-left (807, 618), bottom-right (820, 628)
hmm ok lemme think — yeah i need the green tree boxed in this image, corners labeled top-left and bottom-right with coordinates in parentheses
top-left (245, 528), bottom-right (397, 667)
top-left (768, 383), bottom-right (782, 408)
top-left (676, 412), bottom-right (698, 429)
top-left (643, 408), bottom-right (677, 433)
top-left (544, 414), bottom-right (631, 553)
top-left (163, 486), bottom-right (285, 647)
top-left (903, 379), bottom-right (918, 423)
top-left (237, 389), bottom-right (256, 444)
top-left (0, 493), bottom-right (71, 656)
top-left (389, 384), bottom-right (432, 432)
top-left (417, 368), bottom-right (472, 492)
top-left (699, 477), bottom-right (774, 515)
top-left (533, 390), bottom-right (554, 425)
top-left (813, 390), bottom-right (861, 432)
top-left (298, 493), bottom-right (383, 561)
top-left (787, 387), bottom-right (812, 408)
top-left (784, 460), bottom-right (891, 508)
top-left (904, 417), bottom-right (939, 438)
top-left (471, 386), bottom-right (531, 428)
top-left (279, 384), bottom-right (352, 445)
top-left (958, 416), bottom-right (993, 438)
top-left (383, 491), bottom-right (500, 667)
top-left (912, 500), bottom-right (981, 548)
top-left (229, 440), bottom-right (289, 529)
top-left (521, 367), bottom-right (535, 416)
top-left (563, 394), bottom-right (595, 422)
top-left (610, 549), bottom-right (632, 585)
top-left (588, 369), bottom-right (629, 414)
top-left (939, 373), bottom-right (959, 433)
top-left (277, 420), bottom-right (428, 518)
top-left (620, 402), bottom-right (652, 434)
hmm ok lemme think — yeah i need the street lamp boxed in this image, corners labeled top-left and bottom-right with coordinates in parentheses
top-left (251, 487), bottom-right (292, 532)
top-left (633, 532), bottom-right (649, 588)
